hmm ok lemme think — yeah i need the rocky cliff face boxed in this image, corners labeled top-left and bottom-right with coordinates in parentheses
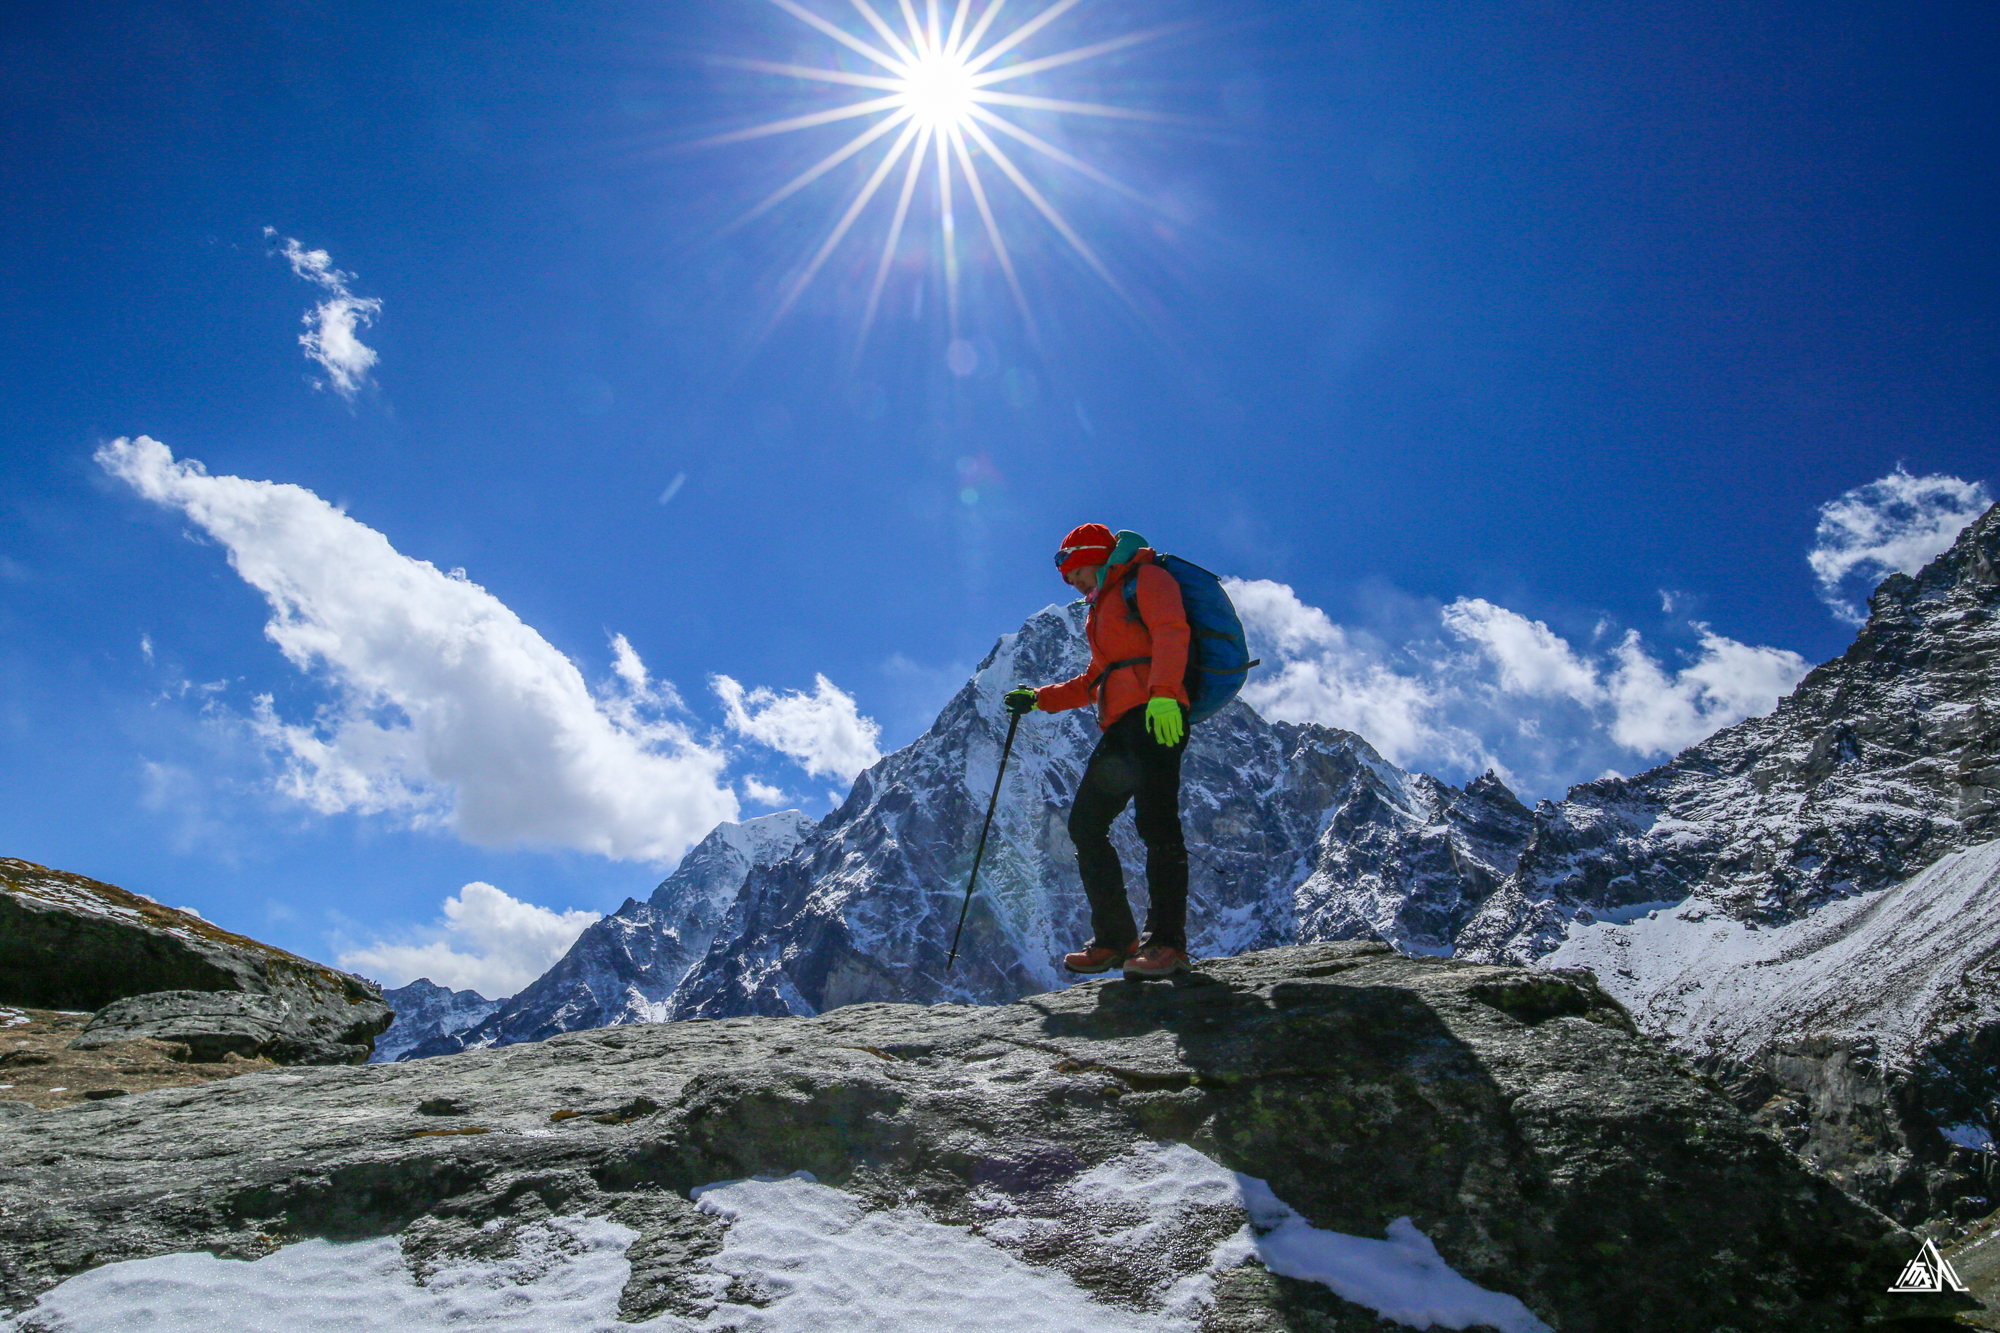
top-left (0, 859), bottom-right (390, 1065)
top-left (1296, 769), bottom-right (1534, 954)
top-left (1460, 502), bottom-right (2000, 966)
top-left (0, 944), bottom-right (1954, 1331)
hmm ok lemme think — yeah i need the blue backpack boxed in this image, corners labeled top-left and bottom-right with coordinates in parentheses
top-left (1117, 554), bottom-right (1260, 725)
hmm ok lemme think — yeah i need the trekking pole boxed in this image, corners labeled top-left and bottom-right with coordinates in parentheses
top-left (945, 709), bottom-right (1021, 973)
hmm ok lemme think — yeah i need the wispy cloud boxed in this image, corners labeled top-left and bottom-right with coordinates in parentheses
top-left (338, 881), bottom-right (599, 997)
top-left (265, 228), bottom-right (383, 400)
top-left (741, 776), bottom-right (788, 805)
top-left (1809, 467), bottom-right (1991, 623)
top-left (1230, 581), bottom-right (1810, 798)
top-left (714, 673), bottom-right (883, 782)
top-left (98, 435), bottom-right (739, 862)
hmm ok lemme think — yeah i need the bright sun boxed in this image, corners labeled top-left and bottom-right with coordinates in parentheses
top-left (706, 0), bottom-right (1186, 350)
top-left (900, 50), bottom-right (978, 129)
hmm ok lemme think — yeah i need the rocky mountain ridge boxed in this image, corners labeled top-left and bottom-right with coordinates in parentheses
top-left (1452, 502), bottom-right (2000, 1224)
top-left (388, 811), bottom-right (818, 1060)
top-left (1460, 500), bottom-right (2000, 963)
top-left (373, 979), bottom-right (502, 1064)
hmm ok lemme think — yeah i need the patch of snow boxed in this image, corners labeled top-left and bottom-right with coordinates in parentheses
top-left (1391, 939), bottom-right (1455, 958)
top-left (693, 1172), bottom-right (1173, 1331)
top-left (1942, 1123), bottom-right (1996, 1153)
top-left (1546, 839), bottom-right (2000, 1065)
top-left (9, 1147), bottom-right (1550, 1333)
top-left (0, 1217), bottom-right (634, 1332)
top-left (1067, 1142), bottom-right (1549, 1333)
top-left (0, 1009), bottom-right (27, 1029)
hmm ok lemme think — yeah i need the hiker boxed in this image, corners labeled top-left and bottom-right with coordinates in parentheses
top-left (1005, 524), bottom-right (1194, 980)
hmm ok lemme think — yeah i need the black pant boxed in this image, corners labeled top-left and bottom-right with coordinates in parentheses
top-left (1069, 703), bottom-right (1190, 951)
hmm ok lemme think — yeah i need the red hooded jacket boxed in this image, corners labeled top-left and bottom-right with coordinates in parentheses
top-left (1035, 550), bottom-right (1190, 730)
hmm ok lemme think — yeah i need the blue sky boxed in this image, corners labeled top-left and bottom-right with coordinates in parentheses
top-left (3, 0), bottom-right (1994, 994)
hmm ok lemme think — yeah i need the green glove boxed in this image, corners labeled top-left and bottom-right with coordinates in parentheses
top-left (1004, 685), bottom-right (1039, 716)
top-left (1145, 696), bottom-right (1185, 746)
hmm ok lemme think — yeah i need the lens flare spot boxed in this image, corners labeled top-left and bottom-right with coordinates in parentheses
top-left (902, 51), bottom-right (976, 130)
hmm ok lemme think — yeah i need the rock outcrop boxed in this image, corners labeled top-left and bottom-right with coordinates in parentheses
top-left (0, 944), bottom-right (1956, 1330)
top-left (0, 1006), bottom-right (275, 1111)
top-left (0, 859), bottom-right (391, 1065)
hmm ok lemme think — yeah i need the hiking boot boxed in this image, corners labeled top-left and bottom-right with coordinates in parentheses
top-left (1062, 941), bottom-right (1137, 974)
top-left (1122, 942), bottom-right (1190, 979)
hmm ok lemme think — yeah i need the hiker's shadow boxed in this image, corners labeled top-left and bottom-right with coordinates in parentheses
top-left (1019, 968), bottom-right (1524, 1245)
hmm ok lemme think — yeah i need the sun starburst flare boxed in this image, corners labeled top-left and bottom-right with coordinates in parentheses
top-left (704, 0), bottom-right (1188, 353)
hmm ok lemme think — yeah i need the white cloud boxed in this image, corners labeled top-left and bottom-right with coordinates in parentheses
top-left (609, 633), bottom-right (650, 691)
top-left (338, 881), bottom-right (599, 997)
top-left (1443, 597), bottom-right (1809, 763)
top-left (741, 776), bottom-right (788, 805)
top-left (1439, 599), bottom-right (1599, 705)
top-left (1230, 577), bottom-right (1810, 797)
top-left (267, 229), bottom-right (383, 399)
top-left (1809, 467), bottom-right (1991, 623)
top-left (1603, 629), bottom-right (1810, 757)
top-left (714, 673), bottom-right (883, 781)
top-left (1229, 579), bottom-right (1486, 771)
top-left (98, 435), bottom-right (739, 862)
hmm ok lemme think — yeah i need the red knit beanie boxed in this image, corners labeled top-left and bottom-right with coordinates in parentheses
top-left (1054, 523), bottom-right (1115, 576)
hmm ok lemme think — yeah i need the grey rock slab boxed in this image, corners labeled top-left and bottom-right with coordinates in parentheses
top-left (73, 990), bottom-right (382, 1066)
top-left (0, 943), bottom-right (1953, 1330)
top-left (0, 858), bottom-right (390, 1065)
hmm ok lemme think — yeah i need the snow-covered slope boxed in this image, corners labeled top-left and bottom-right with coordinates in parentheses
top-left (1543, 837), bottom-right (2000, 1219)
top-left (1547, 839), bottom-right (2000, 1072)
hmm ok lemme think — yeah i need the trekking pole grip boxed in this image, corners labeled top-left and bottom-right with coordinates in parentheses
top-left (945, 709), bottom-right (1022, 973)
